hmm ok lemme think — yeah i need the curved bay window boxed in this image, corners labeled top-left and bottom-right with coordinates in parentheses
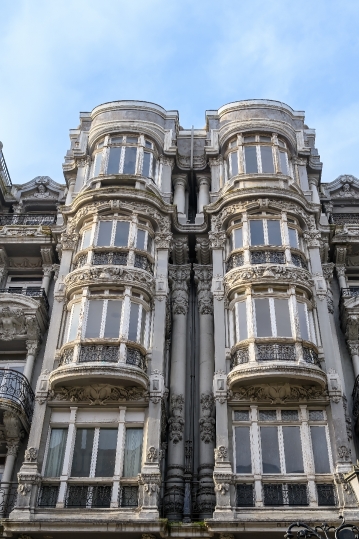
top-left (226, 134), bottom-right (291, 179)
top-left (90, 134), bottom-right (157, 181)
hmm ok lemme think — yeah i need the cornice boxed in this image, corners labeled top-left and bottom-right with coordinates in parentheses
top-left (227, 363), bottom-right (327, 389)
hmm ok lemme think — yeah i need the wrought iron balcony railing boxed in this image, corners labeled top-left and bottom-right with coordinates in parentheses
top-left (134, 253), bottom-right (153, 274)
top-left (0, 369), bottom-right (35, 422)
top-left (0, 287), bottom-right (49, 310)
top-left (332, 213), bottom-right (359, 225)
top-left (251, 250), bottom-right (285, 265)
top-left (0, 482), bottom-right (18, 517)
top-left (226, 253), bottom-right (244, 272)
top-left (341, 287), bottom-right (359, 299)
top-left (0, 214), bottom-right (56, 226)
top-left (302, 346), bottom-right (321, 367)
top-left (257, 343), bottom-right (296, 362)
top-left (126, 347), bottom-right (146, 371)
top-left (37, 483), bottom-right (139, 509)
top-left (352, 375), bottom-right (359, 419)
top-left (263, 483), bottom-right (308, 506)
top-left (236, 484), bottom-right (255, 507)
top-left (38, 484), bottom-right (59, 507)
top-left (230, 347), bottom-right (250, 369)
top-left (291, 253), bottom-right (308, 270)
top-left (59, 345), bottom-right (146, 372)
top-left (92, 251), bottom-right (128, 266)
top-left (316, 483), bottom-right (337, 506)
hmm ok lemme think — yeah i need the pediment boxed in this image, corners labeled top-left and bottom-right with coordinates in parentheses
top-left (325, 175), bottom-right (359, 198)
top-left (13, 176), bottom-right (66, 202)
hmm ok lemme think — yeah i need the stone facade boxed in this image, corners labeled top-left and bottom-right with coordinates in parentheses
top-left (0, 99), bottom-right (359, 538)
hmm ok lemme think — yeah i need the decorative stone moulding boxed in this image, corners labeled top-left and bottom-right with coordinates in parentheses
top-left (0, 295), bottom-right (48, 341)
top-left (228, 382), bottom-right (329, 405)
top-left (49, 383), bottom-right (148, 404)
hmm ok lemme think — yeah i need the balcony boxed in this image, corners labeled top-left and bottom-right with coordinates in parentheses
top-left (50, 343), bottom-right (148, 389)
top-left (225, 248), bottom-right (308, 273)
top-left (72, 249), bottom-right (154, 276)
top-left (228, 342), bottom-right (326, 389)
top-left (236, 482), bottom-right (336, 508)
top-left (0, 287), bottom-right (49, 310)
top-left (0, 369), bottom-right (35, 430)
top-left (0, 214), bottom-right (56, 225)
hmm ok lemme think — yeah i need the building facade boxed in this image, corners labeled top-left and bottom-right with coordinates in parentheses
top-left (0, 99), bottom-right (359, 538)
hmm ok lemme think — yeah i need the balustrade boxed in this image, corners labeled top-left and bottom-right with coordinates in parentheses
top-left (0, 214), bottom-right (56, 225)
top-left (134, 253), bottom-right (153, 274)
top-left (262, 483), bottom-right (308, 506)
top-left (0, 287), bottom-right (49, 310)
top-left (0, 369), bottom-right (34, 422)
top-left (256, 343), bottom-right (296, 362)
top-left (251, 250), bottom-right (285, 265)
top-left (236, 484), bottom-right (255, 507)
top-left (37, 483), bottom-right (139, 509)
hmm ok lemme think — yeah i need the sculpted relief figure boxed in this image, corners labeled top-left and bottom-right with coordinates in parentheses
top-left (0, 307), bottom-right (26, 339)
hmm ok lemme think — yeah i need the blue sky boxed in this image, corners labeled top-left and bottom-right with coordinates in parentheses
top-left (0, 0), bottom-right (359, 185)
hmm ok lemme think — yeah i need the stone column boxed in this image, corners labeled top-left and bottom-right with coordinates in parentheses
top-left (197, 176), bottom-right (210, 213)
top-left (336, 264), bottom-right (347, 290)
top-left (0, 412), bottom-right (22, 515)
top-left (66, 177), bottom-right (76, 204)
top-left (159, 157), bottom-right (174, 203)
top-left (308, 177), bottom-right (320, 204)
top-left (194, 265), bottom-right (216, 518)
top-left (348, 342), bottom-right (359, 379)
top-left (208, 230), bottom-right (233, 517)
top-left (173, 176), bottom-right (187, 223)
top-left (23, 340), bottom-right (39, 382)
top-left (41, 264), bottom-right (53, 295)
top-left (164, 265), bottom-right (190, 519)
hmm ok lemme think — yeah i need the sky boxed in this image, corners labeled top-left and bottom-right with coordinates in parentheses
top-left (0, 0), bottom-right (359, 185)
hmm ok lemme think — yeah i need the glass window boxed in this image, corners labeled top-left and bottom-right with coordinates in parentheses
top-left (261, 427), bottom-right (281, 473)
top-left (274, 299), bottom-right (292, 337)
top-left (140, 307), bottom-right (147, 345)
top-left (235, 301), bottom-right (248, 341)
top-left (82, 229), bottom-right (92, 249)
top-left (255, 298), bottom-right (272, 337)
top-left (68, 302), bottom-right (81, 341)
top-left (136, 229), bottom-right (146, 250)
top-left (244, 135), bottom-right (256, 143)
top-left (97, 221), bottom-right (113, 246)
top-left (267, 220), bottom-right (282, 245)
top-left (71, 428), bottom-right (95, 477)
top-left (250, 220), bottom-right (265, 245)
top-left (107, 147), bottom-right (122, 174)
top-left (143, 151), bottom-right (151, 177)
top-left (280, 151), bottom-right (288, 175)
top-left (93, 153), bottom-right (102, 177)
top-left (233, 228), bottom-right (243, 249)
top-left (311, 426), bottom-right (331, 473)
top-left (126, 136), bottom-right (138, 144)
top-left (123, 428), bottom-right (143, 477)
top-left (282, 426), bottom-right (304, 473)
top-left (260, 146), bottom-right (274, 173)
top-left (114, 221), bottom-right (130, 247)
top-left (288, 227), bottom-right (298, 249)
top-left (260, 136), bottom-right (271, 142)
top-left (229, 152), bottom-right (238, 177)
top-left (244, 146), bottom-right (258, 173)
top-left (85, 300), bottom-right (104, 338)
top-left (235, 427), bottom-right (251, 473)
top-left (44, 428), bottom-right (68, 477)
top-left (128, 303), bottom-right (140, 341)
top-left (95, 429), bottom-right (118, 477)
top-left (298, 303), bottom-right (309, 340)
top-left (111, 136), bottom-right (123, 143)
top-left (123, 147), bottom-right (137, 174)
top-left (145, 140), bottom-right (153, 148)
top-left (103, 301), bottom-right (122, 338)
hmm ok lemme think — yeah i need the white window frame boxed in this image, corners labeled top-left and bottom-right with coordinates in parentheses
top-left (243, 144), bottom-right (275, 174)
top-left (249, 218), bottom-right (283, 246)
top-left (253, 296), bottom-right (293, 338)
top-left (66, 301), bottom-right (82, 342)
top-left (82, 298), bottom-right (124, 339)
top-left (80, 225), bottom-right (95, 250)
top-left (95, 220), bottom-right (131, 248)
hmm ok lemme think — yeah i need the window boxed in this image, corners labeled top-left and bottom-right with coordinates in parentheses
top-left (230, 227), bottom-right (243, 250)
top-left (254, 297), bottom-right (292, 338)
top-left (288, 227), bottom-right (299, 249)
top-left (84, 299), bottom-right (122, 339)
top-left (123, 428), bottom-right (143, 477)
top-left (81, 228), bottom-right (93, 250)
top-left (310, 426), bottom-right (331, 473)
top-left (233, 301), bottom-right (248, 342)
top-left (71, 428), bottom-right (118, 477)
top-left (44, 429), bottom-right (68, 477)
top-left (297, 302), bottom-right (310, 340)
top-left (135, 227), bottom-right (153, 253)
top-left (96, 220), bottom-right (130, 247)
top-left (249, 219), bottom-right (282, 246)
top-left (67, 302), bottom-right (82, 342)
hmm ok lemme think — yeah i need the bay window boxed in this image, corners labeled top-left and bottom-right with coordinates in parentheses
top-left (96, 220), bottom-right (130, 248)
top-left (249, 219), bottom-right (282, 246)
top-left (84, 299), bottom-right (122, 339)
top-left (254, 297), bottom-right (292, 338)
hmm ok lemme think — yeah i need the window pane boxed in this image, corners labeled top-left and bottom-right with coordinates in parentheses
top-left (288, 228), bottom-right (298, 248)
top-left (244, 136), bottom-right (256, 143)
top-left (283, 426), bottom-right (304, 473)
top-left (136, 229), bottom-right (146, 250)
top-left (104, 300), bottom-right (122, 338)
top-left (230, 152), bottom-right (238, 177)
top-left (145, 140), bottom-right (152, 148)
top-left (298, 303), bottom-right (309, 340)
top-left (71, 428), bottom-right (94, 477)
top-left (126, 136), bottom-right (138, 143)
top-left (235, 427), bottom-right (251, 473)
top-left (236, 301), bottom-right (248, 341)
top-left (111, 136), bottom-right (123, 143)
top-left (311, 426), bottom-right (331, 473)
top-left (260, 136), bottom-right (271, 142)
top-left (152, 156), bottom-right (157, 179)
top-left (140, 308), bottom-right (147, 345)
top-left (123, 428), bottom-right (143, 477)
top-left (234, 228), bottom-right (243, 249)
top-left (280, 151), bottom-right (288, 175)
top-left (250, 220), bottom-right (264, 245)
top-left (274, 299), bottom-right (292, 337)
top-left (114, 221), bottom-right (130, 247)
top-left (97, 221), bottom-right (113, 246)
top-left (123, 147), bottom-right (137, 174)
top-left (244, 146), bottom-right (258, 173)
top-left (143, 151), bottom-right (151, 177)
top-left (267, 220), bottom-right (282, 245)
top-left (260, 146), bottom-right (274, 173)
top-left (82, 229), bottom-right (92, 249)
top-left (85, 300), bottom-right (104, 338)
top-left (128, 303), bottom-right (139, 341)
top-left (95, 429), bottom-right (118, 477)
top-left (261, 427), bottom-right (281, 473)
top-left (107, 147), bottom-right (122, 174)
top-left (93, 153), bottom-right (102, 177)
top-left (68, 303), bottom-right (81, 342)
top-left (255, 298), bottom-right (272, 337)
top-left (44, 429), bottom-right (68, 477)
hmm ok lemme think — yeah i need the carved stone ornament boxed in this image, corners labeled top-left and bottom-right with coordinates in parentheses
top-left (194, 265), bottom-right (213, 315)
top-left (64, 266), bottom-right (155, 295)
top-left (208, 231), bottom-right (226, 250)
top-left (146, 446), bottom-right (158, 463)
top-left (336, 264), bottom-right (346, 277)
top-left (154, 232), bottom-right (173, 250)
top-left (338, 445), bottom-right (352, 461)
top-left (168, 394), bottom-right (185, 444)
top-left (214, 445), bottom-right (228, 462)
top-left (348, 341), bottom-right (359, 357)
top-left (219, 535), bottom-right (235, 539)
top-left (0, 307), bottom-right (26, 339)
top-left (169, 266), bottom-right (190, 316)
top-left (322, 262), bottom-right (335, 282)
top-left (216, 482), bottom-right (230, 495)
top-left (229, 383), bottom-right (329, 404)
top-left (199, 416), bottom-right (215, 443)
top-left (18, 483), bottom-right (32, 496)
top-left (50, 384), bottom-right (147, 404)
top-left (6, 439), bottom-right (20, 456)
top-left (24, 447), bottom-right (38, 462)
top-left (223, 265), bottom-right (313, 292)
top-left (61, 232), bottom-right (78, 250)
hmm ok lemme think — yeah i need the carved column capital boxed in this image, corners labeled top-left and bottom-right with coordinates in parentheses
top-left (26, 339), bottom-right (39, 356)
top-left (322, 262), bottom-right (335, 283)
top-left (336, 264), bottom-right (346, 277)
top-left (42, 264), bottom-right (53, 277)
top-left (208, 231), bottom-right (226, 250)
top-left (154, 232), bottom-right (172, 250)
top-left (348, 341), bottom-right (359, 357)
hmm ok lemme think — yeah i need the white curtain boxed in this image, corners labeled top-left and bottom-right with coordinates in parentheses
top-left (44, 429), bottom-right (68, 477)
top-left (123, 428), bottom-right (143, 477)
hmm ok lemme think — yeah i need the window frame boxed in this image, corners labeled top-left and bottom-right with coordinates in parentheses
top-left (94, 219), bottom-right (131, 248)
top-left (249, 218), bottom-right (283, 246)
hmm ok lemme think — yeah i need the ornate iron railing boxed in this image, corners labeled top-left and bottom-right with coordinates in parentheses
top-left (59, 348), bottom-right (75, 366)
top-left (0, 214), bottom-right (56, 225)
top-left (251, 250), bottom-right (285, 265)
top-left (126, 348), bottom-right (146, 371)
top-left (332, 213), bottom-right (359, 225)
top-left (263, 483), bottom-right (308, 506)
top-left (341, 287), bottom-right (359, 299)
top-left (226, 253), bottom-right (244, 272)
top-left (0, 482), bottom-right (18, 517)
top-left (236, 483), bottom-right (255, 507)
top-left (65, 484), bottom-right (112, 508)
top-left (134, 254), bottom-right (153, 274)
top-left (0, 369), bottom-right (35, 422)
top-left (291, 253), bottom-right (308, 270)
top-left (316, 483), bottom-right (336, 506)
top-left (38, 484), bottom-right (60, 507)
top-left (74, 254), bottom-right (88, 269)
top-left (92, 251), bottom-right (128, 266)
top-left (0, 287), bottom-right (49, 310)
top-left (230, 347), bottom-right (249, 369)
top-left (0, 151), bottom-right (12, 188)
top-left (78, 345), bottom-right (120, 363)
top-left (256, 343), bottom-right (296, 362)
top-left (119, 485), bottom-right (139, 507)
top-left (302, 346), bottom-right (321, 368)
